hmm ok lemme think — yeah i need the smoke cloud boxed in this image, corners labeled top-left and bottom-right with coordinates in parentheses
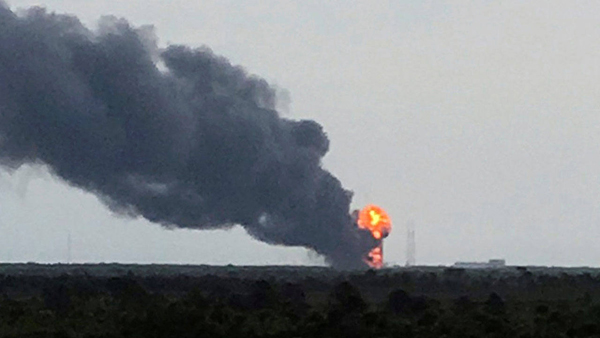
top-left (0, 3), bottom-right (375, 268)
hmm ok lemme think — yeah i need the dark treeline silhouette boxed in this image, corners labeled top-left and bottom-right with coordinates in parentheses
top-left (2, 265), bottom-right (600, 336)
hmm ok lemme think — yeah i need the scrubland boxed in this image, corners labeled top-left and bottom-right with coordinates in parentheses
top-left (1, 263), bottom-right (600, 337)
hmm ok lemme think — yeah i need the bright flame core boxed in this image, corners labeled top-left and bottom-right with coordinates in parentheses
top-left (357, 205), bottom-right (391, 240)
top-left (357, 204), bottom-right (391, 268)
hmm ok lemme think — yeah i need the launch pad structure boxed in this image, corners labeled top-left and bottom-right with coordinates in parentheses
top-left (406, 220), bottom-right (416, 266)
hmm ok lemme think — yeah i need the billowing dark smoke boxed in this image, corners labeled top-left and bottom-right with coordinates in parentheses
top-left (0, 3), bottom-right (375, 268)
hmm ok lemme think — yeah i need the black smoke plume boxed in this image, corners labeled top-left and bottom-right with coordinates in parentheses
top-left (0, 3), bottom-right (375, 268)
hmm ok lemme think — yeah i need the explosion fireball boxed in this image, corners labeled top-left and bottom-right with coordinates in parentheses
top-left (357, 205), bottom-right (391, 268)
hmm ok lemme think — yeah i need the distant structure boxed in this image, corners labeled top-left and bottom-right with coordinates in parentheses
top-left (406, 220), bottom-right (416, 266)
top-left (453, 259), bottom-right (506, 269)
top-left (67, 232), bottom-right (72, 264)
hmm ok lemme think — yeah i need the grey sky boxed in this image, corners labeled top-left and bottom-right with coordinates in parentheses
top-left (1, 1), bottom-right (599, 266)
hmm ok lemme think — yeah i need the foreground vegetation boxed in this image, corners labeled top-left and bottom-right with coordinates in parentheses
top-left (1, 264), bottom-right (600, 337)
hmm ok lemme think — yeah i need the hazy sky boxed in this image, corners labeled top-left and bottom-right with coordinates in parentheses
top-left (1, 1), bottom-right (600, 267)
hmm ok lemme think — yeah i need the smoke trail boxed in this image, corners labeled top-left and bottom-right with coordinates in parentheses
top-left (0, 3), bottom-right (375, 268)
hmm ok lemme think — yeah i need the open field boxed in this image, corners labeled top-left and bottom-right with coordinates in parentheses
top-left (2, 263), bottom-right (600, 337)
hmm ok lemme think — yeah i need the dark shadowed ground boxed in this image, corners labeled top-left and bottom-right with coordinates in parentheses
top-left (2, 263), bottom-right (600, 337)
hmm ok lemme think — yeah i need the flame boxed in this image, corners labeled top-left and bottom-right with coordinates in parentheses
top-left (357, 205), bottom-right (391, 240)
top-left (367, 245), bottom-right (383, 268)
top-left (357, 204), bottom-right (391, 269)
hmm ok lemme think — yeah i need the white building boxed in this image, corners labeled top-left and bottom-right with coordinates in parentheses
top-left (453, 259), bottom-right (506, 269)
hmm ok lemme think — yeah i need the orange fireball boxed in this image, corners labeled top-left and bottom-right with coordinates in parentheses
top-left (357, 204), bottom-right (391, 269)
top-left (357, 204), bottom-right (391, 240)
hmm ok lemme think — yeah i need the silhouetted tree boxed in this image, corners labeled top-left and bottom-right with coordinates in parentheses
top-left (42, 284), bottom-right (71, 315)
top-left (329, 281), bottom-right (366, 314)
top-left (388, 288), bottom-right (411, 314)
top-left (485, 292), bottom-right (505, 315)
